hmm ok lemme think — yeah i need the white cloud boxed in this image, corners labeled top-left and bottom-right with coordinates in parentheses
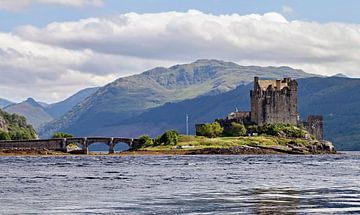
top-left (2, 10), bottom-right (360, 102)
top-left (0, 0), bottom-right (103, 11)
top-left (0, 32), bottom-right (175, 102)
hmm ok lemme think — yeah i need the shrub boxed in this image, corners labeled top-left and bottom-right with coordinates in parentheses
top-left (52, 132), bottom-right (74, 138)
top-left (8, 127), bottom-right (36, 140)
top-left (155, 130), bottom-right (180, 145)
top-left (138, 135), bottom-right (154, 147)
top-left (228, 122), bottom-right (247, 136)
top-left (154, 135), bottom-right (162, 146)
top-left (0, 131), bottom-right (11, 140)
top-left (257, 124), bottom-right (306, 138)
top-left (197, 122), bottom-right (224, 138)
top-left (261, 124), bottom-right (280, 136)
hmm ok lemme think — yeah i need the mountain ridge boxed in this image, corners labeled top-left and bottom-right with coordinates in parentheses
top-left (4, 98), bottom-right (53, 130)
top-left (3, 87), bottom-right (98, 131)
top-left (39, 59), bottom-right (316, 137)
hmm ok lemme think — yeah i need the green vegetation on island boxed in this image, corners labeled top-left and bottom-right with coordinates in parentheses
top-left (135, 123), bottom-right (334, 154)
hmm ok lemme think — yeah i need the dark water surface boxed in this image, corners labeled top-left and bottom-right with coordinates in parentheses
top-left (1, 152), bottom-right (359, 214)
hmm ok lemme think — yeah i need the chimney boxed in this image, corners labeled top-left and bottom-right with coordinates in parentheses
top-left (254, 77), bottom-right (259, 90)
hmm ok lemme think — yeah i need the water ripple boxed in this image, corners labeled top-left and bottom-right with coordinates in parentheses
top-left (0, 152), bottom-right (359, 214)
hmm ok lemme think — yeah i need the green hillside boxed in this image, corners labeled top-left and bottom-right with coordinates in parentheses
top-left (0, 109), bottom-right (37, 140)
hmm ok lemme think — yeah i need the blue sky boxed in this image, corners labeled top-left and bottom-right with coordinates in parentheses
top-left (0, 0), bottom-right (359, 102)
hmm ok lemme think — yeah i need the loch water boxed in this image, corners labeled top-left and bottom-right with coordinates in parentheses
top-left (0, 152), bottom-right (359, 214)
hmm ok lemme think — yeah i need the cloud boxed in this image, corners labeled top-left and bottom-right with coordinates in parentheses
top-left (2, 10), bottom-right (360, 102)
top-left (0, 0), bottom-right (103, 11)
top-left (0, 32), bottom-right (175, 102)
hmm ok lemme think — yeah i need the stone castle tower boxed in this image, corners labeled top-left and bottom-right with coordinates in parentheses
top-left (250, 77), bottom-right (299, 125)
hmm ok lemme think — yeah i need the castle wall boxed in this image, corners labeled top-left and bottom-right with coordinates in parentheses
top-left (250, 77), bottom-right (298, 125)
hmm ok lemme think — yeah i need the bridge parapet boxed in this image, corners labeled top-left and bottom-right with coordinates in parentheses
top-left (0, 137), bottom-right (143, 154)
top-left (86, 137), bottom-right (113, 145)
top-left (0, 139), bottom-right (65, 151)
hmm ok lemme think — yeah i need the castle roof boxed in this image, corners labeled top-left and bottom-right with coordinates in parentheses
top-left (257, 80), bottom-right (289, 91)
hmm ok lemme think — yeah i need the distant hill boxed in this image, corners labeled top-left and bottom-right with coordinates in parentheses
top-left (98, 77), bottom-right (360, 151)
top-left (0, 98), bottom-right (13, 108)
top-left (297, 77), bottom-right (360, 150)
top-left (2, 87), bottom-right (98, 131)
top-left (39, 59), bottom-right (314, 137)
top-left (45, 87), bottom-right (99, 118)
top-left (4, 98), bottom-right (53, 130)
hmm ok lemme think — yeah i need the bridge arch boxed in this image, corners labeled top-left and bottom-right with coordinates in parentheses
top-left (65, 137), bottom-right (87, 153)
top-left (65, 137), bottom-right (136, 154)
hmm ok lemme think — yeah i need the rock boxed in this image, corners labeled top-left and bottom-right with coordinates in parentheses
top-left (321, 140), bottom-right (335, 153)
top-left (0, 116), bottom-right (7, 131)
top-left (304, 133), bottom-right (311, 140)
top-left (278, 131), bottom-right (287, 138)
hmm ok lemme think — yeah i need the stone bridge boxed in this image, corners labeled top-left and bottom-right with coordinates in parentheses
top-left (0, 137), bottom-right (141, 154)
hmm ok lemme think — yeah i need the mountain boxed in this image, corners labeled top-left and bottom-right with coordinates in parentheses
top-left (95, 84), bottom-right (252, 137)
top-left (39, 59), bottom-right (315, 137)
top-left (105, 76), bottom-right (360, 150)
top-left (4, 98), bottom-right (53, 130)
top-left (0, 98), bottom-right (13, 108)
top-left (45, 87), bottom-right (99, 118)
top-left (2, 87), bottom-right (98, 131)
top-left (297, 77), bottom-right (360, 150)
top-left (38, 102), bottom-right (50, 108)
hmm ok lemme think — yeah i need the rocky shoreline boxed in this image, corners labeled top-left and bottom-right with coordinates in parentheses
top-left (0, 141), bottom-right (336, 156)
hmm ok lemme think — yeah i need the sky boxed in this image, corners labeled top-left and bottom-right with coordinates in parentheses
top-left (0, 0), bottom-right (360, 103)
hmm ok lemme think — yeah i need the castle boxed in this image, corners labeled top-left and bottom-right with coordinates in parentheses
top-left (251, 77), bottom-right (298, 125)
top-left (197, 77), bottom-right (324, 140)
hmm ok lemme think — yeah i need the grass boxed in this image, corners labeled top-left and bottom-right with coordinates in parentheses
top-left (141, 135), bottom-right (316, 151)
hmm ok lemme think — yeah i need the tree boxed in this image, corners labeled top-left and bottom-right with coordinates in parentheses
top-left (228, 122), bottom-right (247, 136)
top-left (155, 130), bottom-right (180, 145)
top-left (8, 128), bottom-right (36, 140)
top-left (138, 135), bottom-right (153, 147)
top-left (0, 110), bottom-right (37, 140)
top-left (0, 131), bottom-right (11, 141)
top-left (197, 122), bottom-right (224, 138)
top-left (52, 132), bottom-right (74, 138)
